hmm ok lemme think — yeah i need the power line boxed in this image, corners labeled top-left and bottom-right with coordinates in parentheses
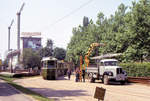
top-left (42, 0), bottom-right (94, 32)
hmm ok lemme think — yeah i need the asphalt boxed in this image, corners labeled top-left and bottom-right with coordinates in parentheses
top-left (0, 79), bottom-right (34, 101)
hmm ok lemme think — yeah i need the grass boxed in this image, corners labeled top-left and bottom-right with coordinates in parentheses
top-left (0, 74), bottom-right (52, 101)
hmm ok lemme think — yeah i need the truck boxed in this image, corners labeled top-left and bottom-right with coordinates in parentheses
top-left (87, 58), bottom-right (127, 85)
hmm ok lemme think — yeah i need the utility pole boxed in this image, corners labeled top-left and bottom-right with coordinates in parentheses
top-left (16, 3), bottom-right (25, 62)
top-left (10, 49), bottom-right (13, 73)
top-left (8, 20), bottom-right (14, 73)
top-left (8, 19), bottom-right (14, 51)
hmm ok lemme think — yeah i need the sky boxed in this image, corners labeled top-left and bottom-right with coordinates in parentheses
top-left (0, 0), bottom-right (138, 59)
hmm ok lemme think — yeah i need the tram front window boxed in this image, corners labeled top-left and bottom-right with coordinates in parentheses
top-left (48, 61), bottom-right (55, 68)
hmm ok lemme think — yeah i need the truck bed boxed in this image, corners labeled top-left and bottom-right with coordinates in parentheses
top-left (86, 66), bottom-right (98, 73)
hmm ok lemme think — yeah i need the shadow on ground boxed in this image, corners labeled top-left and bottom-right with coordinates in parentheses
top-left (28, 87), bottom-right (89, 101)
top-left (0, 82), bottom-right (20, 96)
top-left (56, 76), bottom-right (68, 80)
top-left (95, 80), bottom-right (133, 86)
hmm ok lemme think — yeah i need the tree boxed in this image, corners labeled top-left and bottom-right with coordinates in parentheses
top-left (83, 16), bottom-right (89, 27)
top-left (53, 47), bottom-right (66, 60)
top-left (46, 39), bottom-right (53, 49)
top-left (39, 39), bottom-right (54, 58)
top-left (66, 0), bottom-right (150, 64)
top-left (123, 0), bottom-right (150, 62)
top-left (22, 48), bottom-right (41, 69)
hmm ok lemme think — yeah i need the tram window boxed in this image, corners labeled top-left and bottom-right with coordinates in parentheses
top-left (43, 62), bottom-right (47, 67)
top-left (48, 61), bottom-right (55, 68)
top-left (100, 62), bottom-right (104, 66)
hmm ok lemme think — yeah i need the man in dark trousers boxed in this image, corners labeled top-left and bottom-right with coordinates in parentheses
top-left (75, 68), bottom-right (80, 82)
top-left (67, 68), bottom-right (71, 80)
top-left (82, 69), bottom-right (85, 82)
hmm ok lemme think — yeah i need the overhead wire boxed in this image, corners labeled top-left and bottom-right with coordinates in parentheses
top-left (41, 0), bottom-right (94, 32)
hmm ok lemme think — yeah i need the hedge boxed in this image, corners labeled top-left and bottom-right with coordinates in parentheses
top-left (120, 62), bottom-right (150, 77)
top-left (0, 72), bottom-right (40, 78)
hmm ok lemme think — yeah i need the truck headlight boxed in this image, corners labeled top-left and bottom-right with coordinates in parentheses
top-left (108, 72), bottom-right (113, 76)
top-left (123, 71), bottom-right (127, 76)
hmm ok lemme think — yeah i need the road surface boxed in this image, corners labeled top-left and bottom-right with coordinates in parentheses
top-left (15, 75), bottom-right (150, 101)
top-left (0, 79), bottom-right (34, 101)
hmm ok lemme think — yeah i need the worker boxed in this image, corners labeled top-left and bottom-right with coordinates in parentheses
top-left (67, 68), bottom-right (72, 80)
top-left (82, 69), bottom-right (85, 82)
top-left (75, 68), bottom-right (80, 82)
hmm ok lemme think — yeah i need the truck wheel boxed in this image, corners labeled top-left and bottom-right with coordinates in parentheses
top-left (104, 75), bottom-right (109, 85)
top-left (90, 78), bottom-right (95, 83)
top-left (101, 79), bottom-right (104, 83)
top-left (88, 73), bottom-right (95, 83)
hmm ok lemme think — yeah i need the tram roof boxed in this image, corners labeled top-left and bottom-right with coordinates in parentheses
top-left (41, 57), bottom-right (57, 61)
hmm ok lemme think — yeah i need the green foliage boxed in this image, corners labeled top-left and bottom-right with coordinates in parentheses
top-left (53, 47), bottom-right (66, 60)
top-left (124, 0), bottom-right (150, 62)
top-left (39, 47), bottom-right (53, 57)
top-left (83, 16), bottom-right (89, 27)
top-left (46, 39), bottom-right (53, 49)
top-left (39, 39), bottom-right (54, 57)
top-left (22, 48), bottom-right (41, 69)
top-left (66, 0), bottom-right (150, 65)
top-left (0, 74), bottom-right (16, 81)
top-left (120, 62), bottom-right (150, 77)
top-left (0, 73), bottom-right (24, 78)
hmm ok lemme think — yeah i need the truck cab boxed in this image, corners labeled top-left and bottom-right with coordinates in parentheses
top-left (87, 59), bottom-right (127, 85)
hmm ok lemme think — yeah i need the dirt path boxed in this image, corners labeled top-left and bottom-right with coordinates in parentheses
top-left (14, 75), bottom-right (150, 101)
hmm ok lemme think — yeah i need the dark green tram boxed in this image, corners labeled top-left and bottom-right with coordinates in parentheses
top-left (41, 57), bottom-right (67, 80)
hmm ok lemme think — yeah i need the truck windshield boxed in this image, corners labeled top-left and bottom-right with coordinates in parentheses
top-left (104, 61), bottom-right (118, 66)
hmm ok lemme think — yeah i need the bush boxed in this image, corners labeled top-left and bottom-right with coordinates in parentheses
top-left (120, 62), bottom-right (150, 77)
top-left (0, 72), bottom-right (40, 78)
top-left (13, 73), bottom-right (23, 78)
top-left (0, 73), bottom-right (22, 78)
top-left (0, 74), bottom-right (14, 78)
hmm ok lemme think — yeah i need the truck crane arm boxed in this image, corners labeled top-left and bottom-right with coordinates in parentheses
top-left (84, 43), bottom-right (105, 69)
top-left (79, 43), bottom-right (105, 82)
